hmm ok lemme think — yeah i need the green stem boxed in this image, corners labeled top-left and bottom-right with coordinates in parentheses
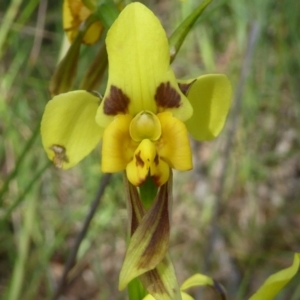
top-left (128, 278), bottom-right (148, 300)
top-left (0, 0), bottom-right (23, 59)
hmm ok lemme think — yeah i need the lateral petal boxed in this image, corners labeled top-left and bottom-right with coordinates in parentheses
top-left (184, 74), bottom-right (232, 141)
top-left (40, 91), bottom-right (103, 169)
top-left (101, 114), bottom-right (136, 173)
top-left (157, 112), bottom-right (192, 171)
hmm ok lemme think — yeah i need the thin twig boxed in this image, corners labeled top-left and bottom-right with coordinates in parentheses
top-left (29, 0), bottom-right (48, 65)
top-left (196, 22), bottom-right (260, 299)
top-left (0, 121), bottom-right (41, 204)
top-left (52, 173), bottom-right (112, 300)
top-left (1, 160), bottom-right (51, 223)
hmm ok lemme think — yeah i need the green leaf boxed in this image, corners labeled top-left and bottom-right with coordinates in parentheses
top-left (124, 175), bottom-right (181, 300)
top-left (168, 0), bottom-right (212, 63)
top-left (249, 253), bottom-right (300, 300)
top-left (119, 178), bottom-right (172, 290)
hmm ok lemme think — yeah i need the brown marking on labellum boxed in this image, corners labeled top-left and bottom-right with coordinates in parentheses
top-left (155, 82), bottom-right (181, 109)
top-left (178, 80), bottom-right (196, 95)
top-left (135, 151), bottom-right (145, 168)
top-left (50, 144), bottom-right (69, 168)
top-left (154, 154), bottom-right (159, 166)
top-left (103, 85), bottom-right (130, 115)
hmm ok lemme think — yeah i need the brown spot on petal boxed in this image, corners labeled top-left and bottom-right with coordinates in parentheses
top-left (50, 145), bottom-right (69, 168)
top-left (155, 82), bottom-right (181, 109)
top-left (178, 80), bottom-right (196, 96)
top-left (154, 154), bottom-right (159, 166)
top-left (103, 85), bottom-right (130, 115)
top-left (135, 151), bottom-right (144, 168)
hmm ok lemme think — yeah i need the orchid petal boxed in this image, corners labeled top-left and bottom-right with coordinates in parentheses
top-left (63, 0), bottom-right (102, 44)
top-left (157, 112), bottom-right (192, 170)
top-left (143, 291), bottom-right (191, 300)
top-left (41, 91), bottom-right (103, 169)
top-left (181, 292), bottom-right (194, 300)
top-left (101, 114), bottom-right (137, 172)
top-left (183, 74), bottom-right (232, 141)
top-left (126, 139), bottom-right (170, 187)
top-left (96, 3), bottom-right (192, 128)
top-left (180, 273), bottom-right (214, 290)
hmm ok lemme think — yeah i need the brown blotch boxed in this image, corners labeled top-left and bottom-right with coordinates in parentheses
top-left (103, 85), bottom-right (130, 115)
top-left (135, 151), bottom-right (145, 168)
top-left (50, 144), bottom-right (69, 168)
top-left (126, 181), bottom-right (145, 236)
top-left (178, 80), bottom-right (196, 96)
top-left (143, 269), bottom-right (167, 294)
top-left (137, 182), bottom-right (170, 269)
top-left (154, 154), bottom-right (159, 166)
top-left (155, 82), bottom-right (181, 109)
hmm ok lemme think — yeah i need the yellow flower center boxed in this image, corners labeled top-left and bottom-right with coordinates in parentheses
top-left (129, 111), bottom-right (161, 142)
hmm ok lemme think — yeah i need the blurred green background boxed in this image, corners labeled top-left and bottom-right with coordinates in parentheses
top-left (0, 0), bottom-right (299, 299)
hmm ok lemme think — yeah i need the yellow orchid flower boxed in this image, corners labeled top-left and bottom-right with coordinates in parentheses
top-left (63, 0), bottom-right (102, 44)
top-left (41, 2), bottom-right (231, 187)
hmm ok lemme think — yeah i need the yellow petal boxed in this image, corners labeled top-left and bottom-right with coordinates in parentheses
top-left (101, 114), bottom-right (136, 173)
top-left (181, 292), bottom-right (194, 300)
top-left (41, 91), bottom-right (103, 169)
top-left (157, 112), bottom-right (192, 171)
top-left (184, 74), bottom-right (232, 141)
top-left (249, 253), bottom-right (300, 300)
top-left (63, 0), bottom-right (77, 42)
top-left (143, 292), bottom-right (191, 300)
top-left (149, 157), bottom-right (170, 187)
top-left (126, 139), bottom-right (170, 186)
top-left (63, 0), bottom-right (102, 44)
top-left (180, 273), bottom-right (226, 299)
top-left (126, 139), bottom-right (155, 186)
top-left (82, 21), bottom-right (103, 45)
top-left (130, 111), bottom-right (162, 142)
top-left (96, 3), bottom-right (192, 128)
top-left (180, 273), bottom-right (214, 290)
